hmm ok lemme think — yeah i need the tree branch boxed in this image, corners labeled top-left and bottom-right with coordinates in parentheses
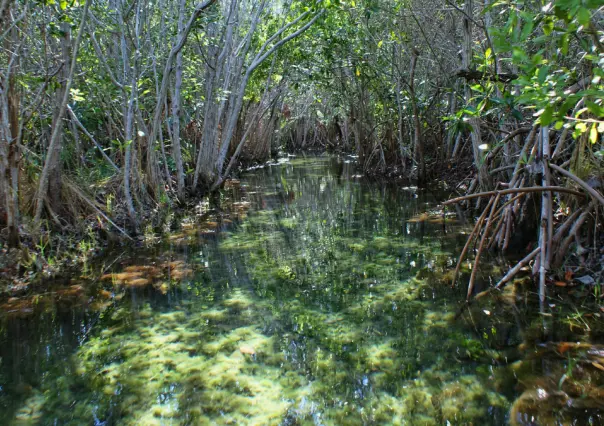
top-left (455, 68), bottom-right (518, 83)
top-left (67, 105), bottom-right (119, 171)
top-left (549, 162), bottom-right (604, 207)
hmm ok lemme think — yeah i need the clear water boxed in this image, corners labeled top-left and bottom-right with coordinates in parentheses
top-left (1, 157), bottom-right (603, 425)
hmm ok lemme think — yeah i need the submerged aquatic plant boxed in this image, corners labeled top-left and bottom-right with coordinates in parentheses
top-left (3, 158), bottom-right (601, 425)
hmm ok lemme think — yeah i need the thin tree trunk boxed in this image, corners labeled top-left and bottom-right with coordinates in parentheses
top-left (194, 0), bottom-right (261, 189)
top-left (47, 22), bottom-right (71, 214)
top-left (171, 0), bottom-right (186, 198)
top-left (409, 48), bottom-right (424, 185)
top-left (213, 9), bottom-right (325, 183)
top-left (33, 0), bottom-right (91, 228)
top-left (462, 0), bottom-right (490, 190)
top-left (1, 3), bottom-right (21, 247)
top-left (146, 0), bottom-right (217, 196)
top-left (119, 0), bottom-right (140, 231)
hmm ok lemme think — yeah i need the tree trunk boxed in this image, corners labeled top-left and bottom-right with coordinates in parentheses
top-left (213, 9), bottom-right (324, 183)
top-left (33, 0), bottom-right (91, 228)
top-left (409, 48), bottom-right (424, 185)
top-left (462, 0), bottom-right (490, 190)
top-left (117, 0), bottom-right (139, 231)
top-left (171, 0), bottom-right (186, 199)
top-left (47, 22), bottom-right (72, 214)
top-left (1, 3), bottom-right (21, 246)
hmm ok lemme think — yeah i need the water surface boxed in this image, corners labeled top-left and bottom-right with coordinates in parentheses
top-left (1, 156), bottom-right (602, 425)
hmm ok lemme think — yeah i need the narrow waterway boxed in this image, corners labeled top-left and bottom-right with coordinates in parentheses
top-left (1, 157), bottom-right (602, 425)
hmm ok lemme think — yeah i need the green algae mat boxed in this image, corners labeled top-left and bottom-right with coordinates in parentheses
top-left (1, 156), bottom-right (603, 425)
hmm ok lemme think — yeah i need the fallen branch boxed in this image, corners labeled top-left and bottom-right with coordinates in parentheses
top-left (552, 207), bottom-right (583, 244)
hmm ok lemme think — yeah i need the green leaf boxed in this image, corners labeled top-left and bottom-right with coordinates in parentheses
top-left (520, 19), bottom-right (534, 40)
top-left (537, 66), bottom-right (549, 84)
top-left (559, 33), bottom-right (570, 55)
top-left (538, 106), bottom-right (554, 125)
top-left (511, 109), bottom-right (524, 120)
top-left (512, 47), bottom-right (528, 63)
top-left (586, 101), bottom-right (604, 118)
top-left (576, 7), bottom-right (590, 27)
top-left (377, 40), bottom-right (383, 48)
top-left (543, 17), bottom-right (554, 35)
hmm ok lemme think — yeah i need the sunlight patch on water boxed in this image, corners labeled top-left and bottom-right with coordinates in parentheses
top-left (3, 157), bottom-right (603, 425)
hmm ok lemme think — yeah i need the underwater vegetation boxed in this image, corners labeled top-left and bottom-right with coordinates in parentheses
top-left (1, 157), bottom-right (603, 425)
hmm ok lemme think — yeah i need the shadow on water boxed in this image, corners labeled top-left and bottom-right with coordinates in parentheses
top-left (1, 156), bottom-right (603, 425)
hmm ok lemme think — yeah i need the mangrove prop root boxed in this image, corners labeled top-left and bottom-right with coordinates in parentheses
top-left (488, 212), bottom-right (506, 251)
top-left (467, 193), bottom-right (501, 299)
top-left (539, 130), bottom-right (552, 309)
top-left (553, 203), bottom-right (596, 268)
top-left (443, 186), bottom-right (584, 206)
top-left (494, 247), bottom-right (541, 289)
top-left (549, 162), bottom-right (604, 208)
top-left (452, 196), bottom-right (495, 288)
top-left (552, 208), bottom-right (583, 245)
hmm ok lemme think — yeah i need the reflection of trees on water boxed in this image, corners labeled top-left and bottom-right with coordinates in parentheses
top-left (1, 158), bottom-right (601, 425)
